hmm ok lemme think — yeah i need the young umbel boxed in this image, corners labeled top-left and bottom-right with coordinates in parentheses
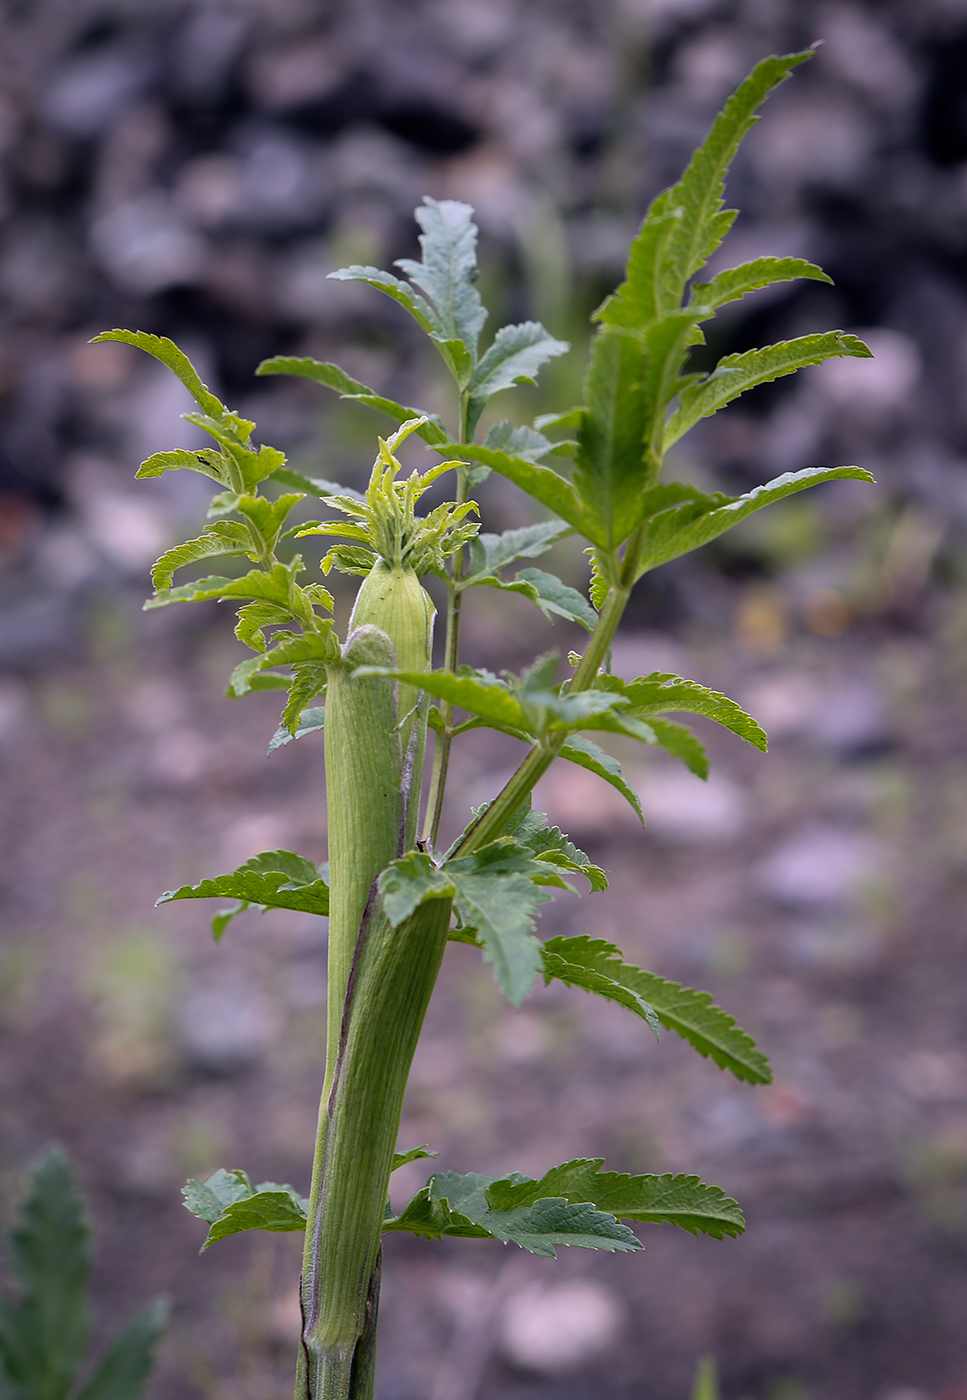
top-left (97, 52), bottom-right (871, 1400)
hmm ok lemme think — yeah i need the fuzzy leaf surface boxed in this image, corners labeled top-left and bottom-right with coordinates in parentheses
top-left (597, 672), bottom-right (767, 751)
top-left (688, 256), bottom-right (831, 314)
top-left (443, 443), bottom-right (590, 539)
top-left (514, 569), bottom-right (598, 631)
top-left (326, 265), bottom-right (439, 334)
top-left (182, 1169), bottom-right (309, 1248)
top-left (543, 937), bottom-right (771, 1083)
top-left (268, 704), bottom-right (325, 753)
top-left (649, 718), bottom-right (710, 778)
top-left (666, 333), bottom-right (872, 446)
top-left (465, 520), bottom-right (571, 579)
top-left (93, 330), bottom-right (224, 416)
top-left (150, 522), bottom-right (254, 590)
top-left (394, 198), bottom-right (487, 357)
top-left (483, 422), bottom-right (560, 462)
top-left (466, 322), bottom-right (568, 436)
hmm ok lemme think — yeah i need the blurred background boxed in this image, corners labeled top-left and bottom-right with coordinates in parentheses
top-left (1, 1), bottom-right (966, 1397)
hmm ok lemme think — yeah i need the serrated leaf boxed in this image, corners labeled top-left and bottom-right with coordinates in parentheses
top-left (268, 704), bottom-right (325, 754)
top-left (135, 448), bottom-right (230, 485)
top-left (514, 811), bottom-right (608, 892)
top-left (543, 937), bottom-right (771, 1083)
top-left (282, 661), bottom-right (329, 734)
top-left (144, 558), bottom-right (303, 612)
top-left (666, 332), bottom-right (872, 447)
top-left (150, 522), bottom-right (254, 591)
top-left (327, 265), bottom-right (440, 335)
top-left (444, 441), bottom-right (591, 539)
top-left (75, 1300), bottom-right (167, 1400)
top-left (385, 1170), bottom-right (641, 1257)
top-left (649, 718), bottom-right (709, 778)
top-left (203, 1190), bottom-right (308, 1248)
top-left (635, 467), bottom-right (875, 576)
top-left (395, 198), bottom-right (487, 358)
top-left (0, 1147), bottom-right (90, 1398)
top-left (466, 321), bottom-right (569, 436)
top-left (234, 600), bottom-right (293, 653)
top-left (271, 466), bottom-right (368, 503)
top-left (255, 357), bottom-right (449, 446)
top-left (93, 330), bottom-right (224, 417)
top-left (483, 422), bottom-right (559, 462)
top-left (597, 672), bottom-right (767, 752)
top-left (542, 946), bottom-right (660, 1036)
top-left (689, 256), bottom-right (832, 314)
top-left (378, 851), bottom-right (455, 927)
top-left (663, 52), bottom-right (813, 298)
top-left (514, 568), bottom-right (597, 632)
top-left (485, 1159), bottom-right (744, 1239)
top-left (182, 1169), bottom-right (253, 1224)
top-left (158, 850), bottom-right (329, 921)
top-left (559, 736), bottom-right (645, 823)
top-left (465, 520), bottom-right (571, 579)
top-left (392, 1147), bottom-right (437, 1172)
top-left (447, 844), bottom-right (553, 1005)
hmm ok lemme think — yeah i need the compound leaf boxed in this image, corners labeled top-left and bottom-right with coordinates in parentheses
top-left (446, 842), bottom-right (554, 1005)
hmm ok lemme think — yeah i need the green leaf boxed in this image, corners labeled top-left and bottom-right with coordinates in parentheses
top-left (326, 265), bottom-right (440, 335)
top-left (203, 1190), bottom-right (308, 1248)
top-left (150, 522), bottom-right (254, 591)
top-left (157, 850), bottom-right (330, 923)
top-left (664, 52), bottom-right (814, 290)
top-left (282, 661), bottom-right (329, 735)
top-left (597, 672), bottom-right (767, 752)
top-left (268, 704), bottom-right (325, 754)
top-left (649, 718), bottom-right (709, 779)
top-left (483, 422), bottom-right (560, 462)
top-left (485, 1159), bottom-right (744, 1240)
top-left (392, 1147), bottom-right (437, 1172)
top-left (255, 357), bottom-right (449, 446)
top-left (446, 842), bottom-right (554, 1005)
top-left (75, 1300), bottom-right (167, 1400)
top-left (466, 520), bottom-right (571, 579)
top-left (92, 330), bottom-right (224, 417)
top-left (385, 1171), bottom-right (641, 1257)
top-left (444, 442), bottom-right (591, 540)
top-left (542, 937), bottom-right (771, 1083)
top-left (395, 198), bottom-right (487, 358)
top-left (514, 568), bottom-right (598, 632)
top-left (135, 447), bottom-right (231, 486)
top-left (145, 558), bottom-right (304, 612)
top-left (666, 332), bottom-right (873, 447)
top-left (466, 322), bottom-right (569, 437)
top-left (559, 735), bottom-right (644, 823)
top-left (0, 1147), bottom-right (90, 1400)
top-left (365, 667), bottom-right (530, 737)
top-left (541, 945), bottom-right (661, 1037)
top-left (689, 256), bottom-right (832, 314)
top-left (182, 1169), bottom-right (253, 1224)
top-left (271, 466), bottom-right (367, 503)
top-left (234, 601), bottom-right (293, 653)
top-left (378, 851), bottom-right (455, 926)
top-left (515, 811), bottom-right (608, 892)
top-left (634, 467), bottom-right (875, 576)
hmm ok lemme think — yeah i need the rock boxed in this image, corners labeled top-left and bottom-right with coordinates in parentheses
top-left (498, 1279), bottom-right (623, 1374)
top-left (756, 825), bottom-right (884, 909)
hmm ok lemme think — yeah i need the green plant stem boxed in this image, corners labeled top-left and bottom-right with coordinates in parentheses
top-left (423, 463), bottom-right (469, 847)
top-left (297, 897), bottom-right (452, 1399)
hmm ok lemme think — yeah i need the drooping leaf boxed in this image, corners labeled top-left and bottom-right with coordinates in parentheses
top-left (182, 1169), bottom-right (253, 1225)
top-left (392, 1147), bottom-right (437, 1172)
top-left (92, 330), bottom-right (224, 417)
top-left (144, 558), bottom-right (304, 612)
top-left (649, 718), bottom-right (709, 778)
top-left (75, 1300), bottom-right (168, 1400)
top-left (666, 332), bottom-right (872, 447)
top-left (282, 661), bottom-right (329, 735)
top-left (394, 197), bottom-right (488, 358)
top-left (326, 265), bottom-right (440, 335)
top-left (542, 937), bottom-right (771, 1083)
top-left (158, 850), bottom-right (330, 923)
top-left (384, 1171), bottom-right (641, 1257)
top-left (255, 357), bottom-right (449, 446)
top-left (634, 467), bottom-right (875, 577)
top-left (203, 1190), bottom-right (309, 1248)
top-left (268, 704), bottom-right (325, 754)
top-left (688, 256), bottom-right (831, 315)
top-left (559, 735), bottom-right (644, 823)
top-left (543, 943), bottom-right (661, 1037)
top-left (514, 568), bottom-right (598, 632)
top-left (445, 842), bottom-right (554, 1005)
top-left (485, 1160), bottom-right (744, 1239)
top-left (466, 322), bottom-right (569, 437)
top-left (0, 1147), bottom-right (90, 1399)
top-left (443, 442), bottom-right (590, 539)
